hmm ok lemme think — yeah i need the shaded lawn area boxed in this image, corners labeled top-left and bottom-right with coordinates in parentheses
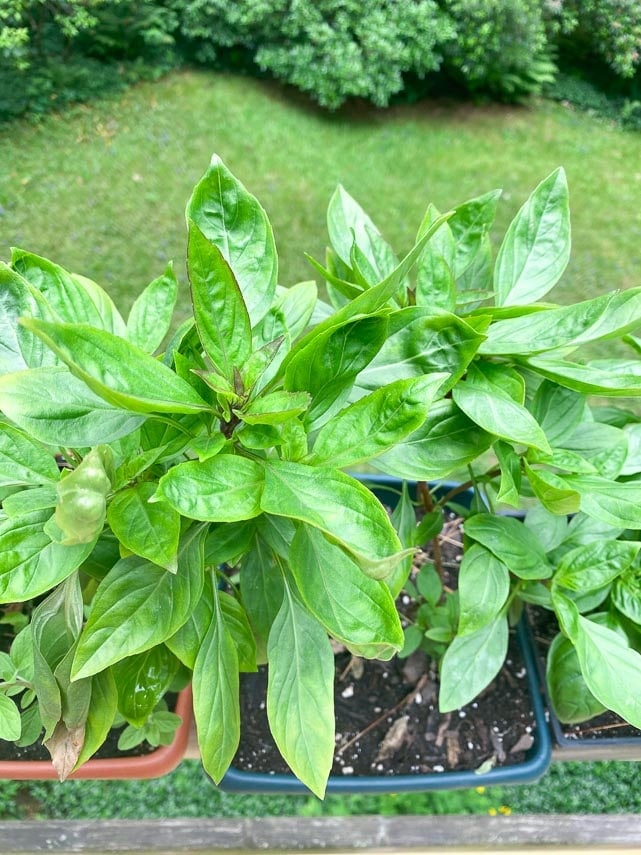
top-left (0, 760), bottom-right (640, 819)
top-left (1, 70), bottom-right (641, 324)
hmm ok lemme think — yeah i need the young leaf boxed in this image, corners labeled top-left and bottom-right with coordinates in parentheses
top-left (107, 482), bottom-right (181, 572)
top-left (290, 524), bottom-right (404, 660)
top-left (448, 189), bottom-right (502, 280)
top-left (156, 455), bottom-right (264, 522)
top-left (612, 566), bottom-right (641, 625)
top-left (187, 220), bottom-right (252, 383)
top-left (415, 204), bottom-right (456, 312)
top-left (186, 154), bottom-right (277, 326)
top-left (113, 647), bottom-right (179, 727)
top-left (238, 391), bottom-right (311, 425)
top-left (465, 513), bottom-right (552, 580)
top-left (388, 481), bottom-right (422, 597)
top-left (493, 440), bottom-right (521, 508)
top-left (20, 319), bottom-right (210, 415)
top-left (126, 264), bottom-right (178, 353)
top-left (309, 374), bottom-right (446, 469)
top-left (267, 584), bottom-right (335, 799)
top-left (554, 540), bottom-right (639, 593)
top-left (457, 544), bottom-right (510, 636)
top-left (0, 263), bottom-right (54, 374)
top-left (439, 616), bottom-right (509, 712)
top-left (72, 528), bottom-right (205, 678)
top-left (524, 464), bottom-right (581, 516)
top-left (0, 424), bottom-right (60, 487)
top-left (494, 168), bottom-right (570, 306)
top-left (525, 356), bottom-right (641, 396)
top-left (193, 589), bottom-right (240, 785)
top-left (260, 461), bottom-right (406, 580)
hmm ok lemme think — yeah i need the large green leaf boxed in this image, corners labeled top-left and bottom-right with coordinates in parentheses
top-left (525, 357), bottom-right (641, 396)
top-left (530, 381), bottom-right (585, 446)
top-left (415, 204), bottom-right (456, 312)
top-left (309, 374), bottom-right (445, 469)
top-left (554, 591), bottom-right (641, 729)
top-left (218, 591), bottom-right (257, 673)
top-left (107, 482), bottom-right (181, 572)
top-left (290, 525), bottom-right (403, 659)
top-left (267, 584), bottom-right (335, 799)
top-left (563, 474), bottom-right (641, 528)
top-left (448, 189), bottom-right (502, 280)
top-left (0, 694), bottom-right (21, 741)
top-left (166, 573), bottom-right (215, 670)
top-left (113, 647), bottom-right (179, 727)
top-left (457, 544), bottom-right (510, 636)
top-left (554, 540), bottom-right (639, 592)
top-left (188, 220), bottom-right (252, 382)
top-left (186, 154), bottom-right (277, 326)
top-left (11, 249), bottom-right (127, 336)
top-left (193, 589), bottom-right (240, 785)
top-left (560, 422), bottom-right (628, 480)
top-left (156, 455), bottom-right (264, 522)
top-left (74, 669), bottom-right (118, 769)
top-left (494, 168), bottom-right (570, 306)
top-left (0, 263), bottom-right (52, 373)
top-left (0, 367), bottom-right (146, 446)
top-left (0, 424), bottom-right (60, 487)
top-left (452, 364), bottom-right (551, 453)
top-left (260, 460), bottom-right (406, 579)
top-left (126, 265), bottom-right (178, 353)
top-left (239, 534), bottom-right (284, 662)
top-left (524, 464), bottom-right (581, 515)
top-left (356, 307), bottom-right (486, 395)
top-left (439, 616), bottom-right (508, 712)
top-left (0, 509), bottom-right (95, 603)
top-left (546, 633), bottom-right (606, 724)
top-left (373, 399), bottom-right (494, 481)
top-left (21, 319), bottom-right (210, 414)
top-left (72, 527), bottom-right (205, 679)
top-left (465, 513), bottom-right (552, 579)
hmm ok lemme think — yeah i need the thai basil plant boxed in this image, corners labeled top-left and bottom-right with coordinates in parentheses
top-left (0, 154), bottom-right (457, 797)
top-left (313, 166), bottom-right (641, 736)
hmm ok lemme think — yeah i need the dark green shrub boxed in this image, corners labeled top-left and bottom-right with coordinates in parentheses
top-left (439, 0), bottom-right (556, 99)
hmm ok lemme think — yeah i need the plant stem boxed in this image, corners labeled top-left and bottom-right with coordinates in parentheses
top-left (417, 480), bottom-right (444, 579)
top-left (436, 466), bottom-right (501, 509)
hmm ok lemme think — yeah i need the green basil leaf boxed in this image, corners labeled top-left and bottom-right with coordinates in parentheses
top-left (238, 391), bottom-right (311, 425)
top-left (310, 374), bottom-right (445, 469)
top-left (555, 541), bottom-right (639, 592)
top-left (465, 513), bottom-right (552, 580)
top-left (188, 220), bottom-right (252, 383)
top-left (126, 264), bottom-right (178, 353)
top-left (373, 399), bottom-right (494, 481)
top-left (193, 588), bottom-right (240, 785)
top-left (166, 573), bottom-right (215, 670)
top-left (356, 307), bottom-right (486, 396)
top-left (560, 422), bottom-right (628, 480)
top-left (449, 189), bottom-right (502, 280)
top-left (0, 509), bottom-right (95, 603)
top-left (267, 584), bottom-right (334, 799)
top-left (525, 356), bottom-right (641, 396)
top-left (156, 455), bottom-right (264, 522)
top-left (72, 527), bottom-right (205, 678)
top-left (458, 544), bottom-right (510, 636)
top-left (439, 616), bottom-right (509, 712)
top-left (0, 263), bottom-right (53, 373)
top-left (261, 461), bottom-right (406, 580)
top-left (524, 504), bottom-right (567, 553)
top-left (11, 249), bottom-right (127, 336)
top-left (290, 524), bottom-right (403, 660)
top-left (239, 535), bottom-right (284, 663)
top-left (327, 185), bottom-right (399, 281)
top-left (218, 591), bottom-right (257, 673)
top-left (546, 633), bottom-right (606, 724)
top-left (0, 424), bottom-right (59, 486)
top-left (494, 440), bottom-right (521, 508)
top-left (113, 647), bottom-right (179, 727)
top-left (186, 154), bottom-right (277, 326)
top-left (21, 319), bottom-right (210, 415)
top-left (388, 481), bottom-right (421, 596)
top-left (524, 463), bottom-right (581, 515)
top-left (107, 482), bottom-right (181, 572)
top-left (2, 485), bottom-right (58, 518)
top-left (563, 474), bottom-right (641, 528)
top-left (0, 694), bottom-right (21, 741)
top-left (453, 369), bottom-right (551, 454)
top-left (530, 381), bottom-right (586, 446)
top-left (415, 204), bottom-right (456, 312)
top-left (612, 566), bottom-right (641, 625)
top-left (621, 424), bottom-right (641, 476)
top-left (273, 281), bottom-right (318, 342)
top-left (494, 168), bottom-right (570, 306)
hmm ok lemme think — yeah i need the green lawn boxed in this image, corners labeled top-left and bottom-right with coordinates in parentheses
top-left (2, 70), bottom-right (641, 324)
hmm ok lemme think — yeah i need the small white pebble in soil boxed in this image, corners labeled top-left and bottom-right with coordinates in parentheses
top-left (492, 726), bottom-right (500, 733)
top-left (341, 685), bottom-right (355, 699)
top-left (376, 763), bottom-right (384, 771)
top-left (342, 766), bottom-right (354, 775)
top-left (471, 702), bottom-right (478, 709)
top-left (259, 701), bottom-right (266, 710)
top-left (402, 595), bottom-right (410, 605)
top-left (415, 693), bottom-right (422, 704)
top-left (458, 710), bottom-right (466, 718)
top-left (516, 667), bottom-right (526, 678)
top-left (455, 554), bottom-right (462, 561)
top-left (468, 742), bottom-right (474, 750)
top-left (374, 707), bottom-right (382, 713)
top-left (382, 672), bottom-right (388, 679)
top-left (525, 726), bottom-right (532, 733)
top-left (433, 765), bottom-right (445, 772)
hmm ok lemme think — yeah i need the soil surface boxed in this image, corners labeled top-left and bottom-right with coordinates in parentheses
top-left (233, 514), bottom-right (538, 779)
top-left (528, 607), bottom-right (641, 742)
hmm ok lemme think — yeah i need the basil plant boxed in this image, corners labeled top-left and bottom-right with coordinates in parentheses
top-left (314, 167), bottom-right (641, 736)
top-left (0, 155), bottom-right (457, 797)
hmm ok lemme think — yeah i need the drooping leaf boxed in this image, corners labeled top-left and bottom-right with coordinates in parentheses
top-left (457, 544), bottom-right (510, 636)
top-left (525, 357), bottom-right (641, 397)
top-left (239, 534), bottom-right (284, 662)
top-left (73, 669), bottom-right (118, 769)
top-left (266, 584), bottom-right (334, 799)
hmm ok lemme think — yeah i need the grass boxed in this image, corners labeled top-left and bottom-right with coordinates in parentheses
top-left (1, 70), bottom-right (641, 324)
top-left (1, 70), bottom-right (641, 818)
top-left (1, 760), bottom-right (641, 819)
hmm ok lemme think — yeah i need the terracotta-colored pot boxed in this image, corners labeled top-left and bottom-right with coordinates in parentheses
top-left (0, 687), bottom-right (192, 780)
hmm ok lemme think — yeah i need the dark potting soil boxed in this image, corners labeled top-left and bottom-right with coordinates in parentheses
top-left (528, 607), bottom-right (641, 742)
top-left (233, 514), bottom-right (538, 779)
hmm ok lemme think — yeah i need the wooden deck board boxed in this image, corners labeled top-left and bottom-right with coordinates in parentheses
top-left (3, 815), bottom-right (641, 852)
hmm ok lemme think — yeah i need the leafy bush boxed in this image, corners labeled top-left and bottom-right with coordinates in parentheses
top-left (178, 0), bottom-right (455, 109)
top-left (439, 0), bottom-right (556, 99)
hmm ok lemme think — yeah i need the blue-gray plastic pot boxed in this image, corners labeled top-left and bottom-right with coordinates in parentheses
top-left (218, 476), bottom-right (552, 794)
